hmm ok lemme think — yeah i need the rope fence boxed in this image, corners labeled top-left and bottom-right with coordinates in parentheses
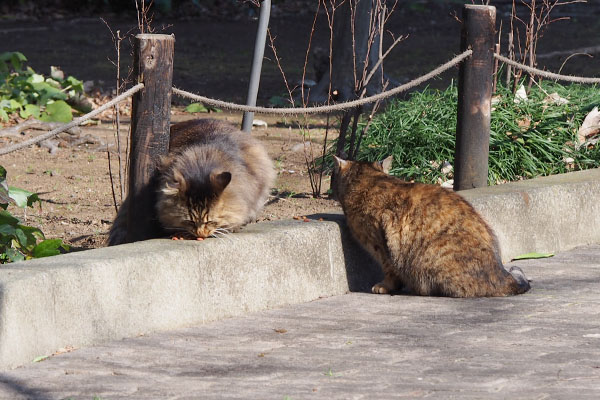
top-left (494, 54), bottom-right (600, 84)
top-left (0, 83), bottom-right (145, 156)
top-left (173, 50), bottom-right (473, 114)
top-left (1, 50), bottom-right (599, 156)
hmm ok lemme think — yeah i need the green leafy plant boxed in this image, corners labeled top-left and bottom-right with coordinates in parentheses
top-left (0, 51), bottom-right (85, 124)
top-left (0, 166), bottom-right (69, 263)
top-left (184, 102), bottom-right (221, 113)
top-left (345, 80), bottom-right (600, 185)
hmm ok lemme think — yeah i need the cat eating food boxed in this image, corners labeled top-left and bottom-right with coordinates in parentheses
top-left (332, 156), bottom-right (530, 297)
top-left (108, 118), bottom-right (275, 245)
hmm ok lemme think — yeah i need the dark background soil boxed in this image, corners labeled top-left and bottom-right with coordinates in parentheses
top-left (0, 0), bottom-right (599, 250)
top-left (2, 1), bottom-right (599, 103)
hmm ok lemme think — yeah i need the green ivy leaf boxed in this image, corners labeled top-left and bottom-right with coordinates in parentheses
top-left (8, 99), bottom-right (22, 111)
top-left (8, 186), bottom-right (40, 208)
top-left (185, 103), bottom-right (209, 113)
top-left (33, 239), bottom-right (65, 258)
top-left (13, 227), bottom-right (29, 247)
top-left (40, 100), bottom-right (72, 123)
top-left (20, 104), bottom-right (40, 119)
top-left (0, 224), bottom-right (15, 236)
top-left (0, 165), bottom-right (9, 206)
top-left (34, 82), bottom-right (68, 103)
top-left (65, 76), bottom-right (84, 93)
top-left (0, 109), bottom-right (8, 122)
top-left (0, 209), bottom-right (20, 226)
top-left (0, 52), bottom-right (27, 72)
top-left (5, 247), bottom-right (24, 263)
top-left (19, 224), bottom-right (44, 243)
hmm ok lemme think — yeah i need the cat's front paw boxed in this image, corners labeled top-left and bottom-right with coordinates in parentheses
top-left (372, 282), bottom-right (391, 294)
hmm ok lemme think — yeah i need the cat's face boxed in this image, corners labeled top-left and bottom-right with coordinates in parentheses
top-left (156, 166), bottom-right (234, 239)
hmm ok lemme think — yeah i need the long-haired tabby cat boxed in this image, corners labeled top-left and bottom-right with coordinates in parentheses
top-left (108, 118), bottom-right (275, 245)
top-left (332, 156), bottom-right (530, 297)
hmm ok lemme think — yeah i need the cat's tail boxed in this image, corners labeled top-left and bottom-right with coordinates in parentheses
top-left (507, 266), bottom-right (531, 294)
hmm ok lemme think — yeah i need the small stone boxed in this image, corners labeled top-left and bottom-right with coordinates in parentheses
top-left (252, 119), bottom-right (268, 128)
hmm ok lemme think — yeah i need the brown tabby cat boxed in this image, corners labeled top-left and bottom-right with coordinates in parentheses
top-left (332, 156), bottom-right (530, 297)
top-left (108, 118), bottom-right (275, 245)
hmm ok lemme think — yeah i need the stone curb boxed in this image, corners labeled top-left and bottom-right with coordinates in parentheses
top-left (1, 168), bottom-right (599, 369)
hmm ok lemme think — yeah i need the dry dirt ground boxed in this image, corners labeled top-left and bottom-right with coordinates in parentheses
top-left (0, 112), bottom-right (341, 250)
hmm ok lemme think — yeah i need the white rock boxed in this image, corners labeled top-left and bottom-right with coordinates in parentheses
top-left (252, 119), bottom-right (268, 128)
top-left (441, 161), bottom-right (453, 175)
top-left (50, 66), bottom-right (64, 81)
top-left (441, 179), bottom-right (454, 189)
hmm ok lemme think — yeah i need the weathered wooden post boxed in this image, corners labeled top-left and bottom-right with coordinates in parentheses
top-left (454, 5), bottom-right (496, 191)
top-left (126, 34), bottom-right (175, 242)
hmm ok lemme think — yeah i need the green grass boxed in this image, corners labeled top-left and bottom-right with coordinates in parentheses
top-left (352, 80), bottom-right (600, 185)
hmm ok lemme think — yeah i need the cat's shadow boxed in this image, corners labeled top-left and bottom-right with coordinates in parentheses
top-left (307, 213), bottom-right (384, 293)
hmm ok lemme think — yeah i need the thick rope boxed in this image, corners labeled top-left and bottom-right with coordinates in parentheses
top-left (173, 49), bottom-right (473, 114)
top-left (495, 54), bottom-right (600, 84)
top-left (0, 83), bottom-right (144, 156)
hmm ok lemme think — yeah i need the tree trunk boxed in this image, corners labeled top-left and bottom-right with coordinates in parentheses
top-left (310, 0), bottom-right (384, 104)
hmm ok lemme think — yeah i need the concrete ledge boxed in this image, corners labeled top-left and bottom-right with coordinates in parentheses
top-left (1, 168), bottom-right (599, 369)
top-left (0, 217), bottom-right (380, 370)
top-left (462, 168), bottom-right (600, 261)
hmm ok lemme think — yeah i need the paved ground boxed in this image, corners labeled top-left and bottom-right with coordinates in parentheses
top-left (1, 245), bottom-right (599, 400)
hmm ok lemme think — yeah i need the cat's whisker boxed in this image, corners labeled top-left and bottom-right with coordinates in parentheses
top-left (211, 230), bottom-right (236, 243)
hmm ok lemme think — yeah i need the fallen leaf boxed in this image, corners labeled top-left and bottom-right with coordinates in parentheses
top-left (511, 252), bottom-right (554, 261)
top-left (543, 92), bottom-right (569, 106)
top-left (514, 84), bottom-right (528, 104)
top-left (577, 106), bottom-right (600, 145)
top-left (274, 328), bottom-right (287, 334)
top-left (517, 117), bottom-right (531, 131)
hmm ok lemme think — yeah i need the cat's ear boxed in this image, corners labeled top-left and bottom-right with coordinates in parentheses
top-left (210, 171), bottom-right (232, 193)
top-left (333, 156), bottom-right (350, 172)
top-left (162, 168), bottom-right (187, 196)
top-left (157, 155), bottom-right (174, 172)
top-left (380, 156), bottom-right (393, 174)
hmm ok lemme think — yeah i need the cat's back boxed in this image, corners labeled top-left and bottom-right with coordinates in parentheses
top-left (341, 166), bottom-right (495, 255)
top-left (347, 168), bottom-right (476, 219)
top-left (169, 118), bottom-right (240, 151)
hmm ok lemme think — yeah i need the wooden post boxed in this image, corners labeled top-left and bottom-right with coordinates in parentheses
top-left (126, 34), bottom-right (175, 243)
top-left (454, 5), bottom-right (496, 191)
